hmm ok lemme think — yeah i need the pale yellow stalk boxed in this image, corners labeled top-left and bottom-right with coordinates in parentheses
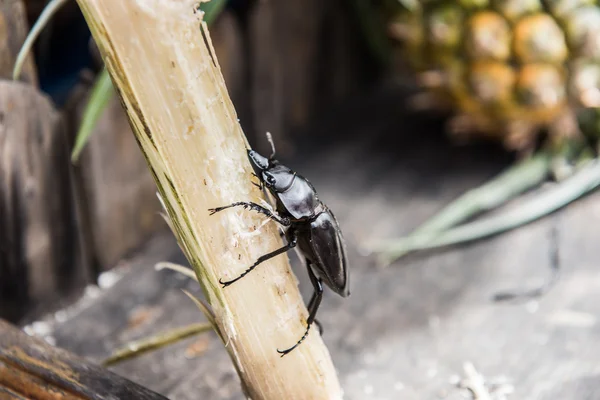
top-left (74, 1), bottom-right (343, 399)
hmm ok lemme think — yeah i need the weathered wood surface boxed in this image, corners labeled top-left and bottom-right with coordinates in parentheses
top-left (0, 0), bottom-right (37, 85)
top-left (211, 10), bottom-right (247, 136)
top-left (63, 81), bottom-right (168, 272)
top-left (0, 319), bottom-right (168, 399)
top-left (247, 0), bottom-right (373, 156)
top-left (30, 87), bottom-right (600, 399)
top-left (0, 81), bottom-right (88, 323)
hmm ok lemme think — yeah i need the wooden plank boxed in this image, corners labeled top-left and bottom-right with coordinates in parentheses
top-left (40, 87), bottom-right (600, 399)
top-left (0, 0), bottom-right (37, 85)
top-left (0, 319), bottom-right (168, 399)
top-left (0, 80), bottom-right (89, 323)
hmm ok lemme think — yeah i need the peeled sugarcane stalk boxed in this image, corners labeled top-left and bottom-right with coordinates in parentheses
top-left (74, 1), bottom-right (343, 398)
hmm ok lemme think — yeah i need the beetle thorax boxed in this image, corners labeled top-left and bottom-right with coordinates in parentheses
top-left (275, 175), bottom-right (321, 220)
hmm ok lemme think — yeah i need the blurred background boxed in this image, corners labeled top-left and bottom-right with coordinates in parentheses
top-left (2, 0), bottom-right (600, 399)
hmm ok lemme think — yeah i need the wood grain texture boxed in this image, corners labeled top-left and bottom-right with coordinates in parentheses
top-left (0, 81), bottom-right (87, 323)
top-left (0, 0), bottom-right (37, 84)
top-left (0, 319), bottom-right (168, 399)
top-left (41, 87), bottom-right (600, 399)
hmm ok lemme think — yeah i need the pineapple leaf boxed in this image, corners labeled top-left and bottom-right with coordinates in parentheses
top-left (372, 158), bottom-right (600, 266)
top-left (414, 152), bottom-right (551, 234)
top-left (368, 151), bottom-right (551, 264)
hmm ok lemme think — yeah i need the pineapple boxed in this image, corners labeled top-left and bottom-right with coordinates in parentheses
top-left (383, 0), bottom-right (600, 153)
top-left (365, 1), bottom-right (600, 265)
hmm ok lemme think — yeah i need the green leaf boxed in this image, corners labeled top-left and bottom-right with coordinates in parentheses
top-left (199, 0), bottom-right (228, 25)
top-left (369, 152), bottom-right (552, 263)
top-left (71, 68), bottom-right (113, 163)
top-left (373, 158), bottom-right (600, 265)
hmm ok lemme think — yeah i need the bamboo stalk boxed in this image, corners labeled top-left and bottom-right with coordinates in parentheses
top-left (74, 1), bottom-right (343, 398)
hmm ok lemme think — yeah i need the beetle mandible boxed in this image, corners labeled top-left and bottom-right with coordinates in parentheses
top-left (208, 133), bottom-right (350, 356)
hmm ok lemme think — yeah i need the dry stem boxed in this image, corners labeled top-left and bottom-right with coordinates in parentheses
top-left (75, 1), bottom-right (343, 398)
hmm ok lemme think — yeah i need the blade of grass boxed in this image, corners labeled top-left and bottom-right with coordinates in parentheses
top-left (102, 322), bottom-right (213, 367)
top-left (71, 67), bottom-right (112, 162)
top-left (13, 0), bottom-right (70, 80)
top-left (155, 261), bottom-right (198, 281)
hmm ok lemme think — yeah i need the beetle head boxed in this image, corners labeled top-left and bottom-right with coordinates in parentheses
top-left (247, 150), bottom-right (295, 193)
top-left (247, 133), bottom-right (294, 192)
top-left (248, 149), bottom-right (270, 174)
top-left (262, 164), bottom-right (295, 192)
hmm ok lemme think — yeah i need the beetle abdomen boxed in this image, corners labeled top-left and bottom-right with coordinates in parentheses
top-left (307, 211), bottom-right (349, 297)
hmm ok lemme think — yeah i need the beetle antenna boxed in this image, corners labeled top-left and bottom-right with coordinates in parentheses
top-left (266, 132), bottom-right (276, 160)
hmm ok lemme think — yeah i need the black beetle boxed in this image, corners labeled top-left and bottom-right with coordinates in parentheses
top-left (208, 133), bottom-right (349, 356)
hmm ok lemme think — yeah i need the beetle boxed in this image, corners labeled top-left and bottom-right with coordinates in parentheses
top-left (208, 133), bottom-right (349, 356)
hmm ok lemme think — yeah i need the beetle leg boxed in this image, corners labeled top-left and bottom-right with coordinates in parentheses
top-left (251, 173), bottom-right (263, 190)
top-left (277, 264), bottom-right (323, 357)
top-left (208, 201), bottom-right (291, 226)
top-left (313, 319), bottom-right (324, 335)
top-left (218, 229), bottom-right (298, 287)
